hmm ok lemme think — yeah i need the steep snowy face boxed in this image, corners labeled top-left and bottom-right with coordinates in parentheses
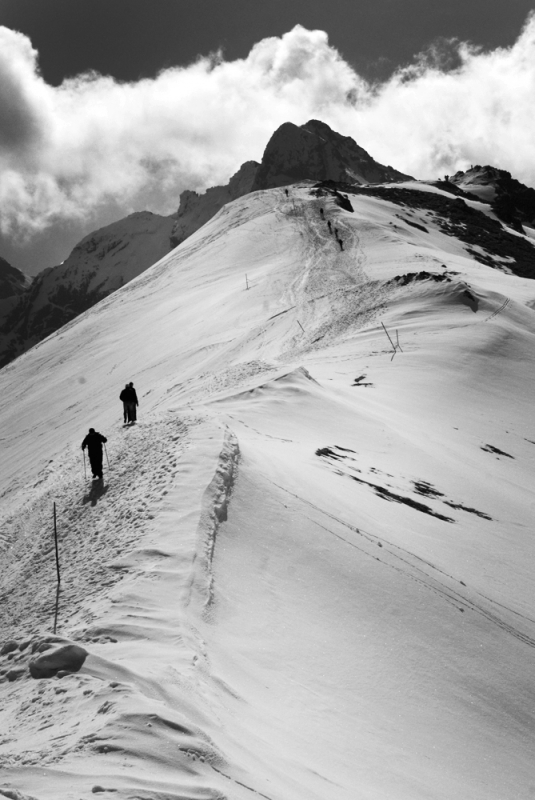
top-left (251, 119), bottom-right (413, 191)
top-left (0, 211), bottom-right (174, 368)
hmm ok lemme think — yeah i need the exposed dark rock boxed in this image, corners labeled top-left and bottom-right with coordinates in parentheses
top-left (346, 185), bottom-right (535, 280)
top-left (252, 120), bottom-right (412, 192)
top-left (29, 643), bottom-right (88, 679)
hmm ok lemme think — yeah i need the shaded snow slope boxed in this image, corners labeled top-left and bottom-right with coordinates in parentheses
top-left (1, 185), bottom-right (535, 800)
top-left (0, 211), bottom-right (174, 369)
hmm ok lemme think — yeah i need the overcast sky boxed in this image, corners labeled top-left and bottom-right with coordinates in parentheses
top-left (1, 0), bottom-right (534, 274)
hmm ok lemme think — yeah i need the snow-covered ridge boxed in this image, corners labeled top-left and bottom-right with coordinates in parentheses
top-left (169, 119), bottom-right (413, 251)
top-left (1, 183), bottom-right (535, 799)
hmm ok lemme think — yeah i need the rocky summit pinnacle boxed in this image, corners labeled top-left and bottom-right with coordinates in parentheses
top-left (250, 119), bottom-right (413, 191)
top-left (170, 119), bottom-right (412, 248)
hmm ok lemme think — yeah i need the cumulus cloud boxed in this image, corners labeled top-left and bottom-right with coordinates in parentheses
top-left (1, 16), bottom-right (535, 242)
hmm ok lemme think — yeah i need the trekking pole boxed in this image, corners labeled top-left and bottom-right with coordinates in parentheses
top-left (83, 450), bottom-right (87, 480)
top-left (104, 443), bottom-right (110, 471)
top-left (53, 502), bottom-right (61, 634)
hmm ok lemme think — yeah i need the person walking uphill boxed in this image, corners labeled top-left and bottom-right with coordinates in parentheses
top-left (82, 428), bottom-right (107, 480)
top-left (120, 383), bottom-right (129, 423)
top-left (119, 381), bottom-right (139, 424)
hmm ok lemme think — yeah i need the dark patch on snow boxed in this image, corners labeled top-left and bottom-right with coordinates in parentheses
top-left (334, 445), bottom-right (356, 453)
top-left (481, 444), bottom-right (514, 458)
top-left (430, 180), bottom-right (483, 201)
top-left (412, 480), bottom-right (445, 498)
top-left (352, 374), bottom-right (373, 386)
top-left (444, 501), bottom-right (492, 520)
top-left (83, 481), bottom-right (109, 507)
top-left (389, 271), bottom-right (451, 287)
top-left (315, 447), bottom-right (343, 459)
top-left (396, 215), bottom-right (428, 233)
top-left (349, 475), bottom-right (454, 521)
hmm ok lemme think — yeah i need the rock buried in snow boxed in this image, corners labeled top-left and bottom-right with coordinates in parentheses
top-left (0, 790), bottom-right (40, 800)
top-left (0, 640), bottom-right (19, 655)
top-left (29, 643), bottom-right (88, 679)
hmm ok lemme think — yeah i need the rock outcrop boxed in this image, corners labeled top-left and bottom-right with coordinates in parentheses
top-left (251, 119), bottom-right (412, 191)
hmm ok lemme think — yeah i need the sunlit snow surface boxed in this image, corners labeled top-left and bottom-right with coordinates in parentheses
top-left (1, 185), bottom-right (535, 799)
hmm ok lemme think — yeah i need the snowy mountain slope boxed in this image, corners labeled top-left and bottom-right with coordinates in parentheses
top-left (1, 183), bottom-right (535, 799)
top-left (0, 211), bottom-right (175, 369)
top-left (450, 165), bottom-right (535, 231)
top-left (169, 119), bottom-right (412, 252)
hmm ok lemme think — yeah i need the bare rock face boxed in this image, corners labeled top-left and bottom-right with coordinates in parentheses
top-left (250, 119), bottom-right (412, 191)
top-left (0, 257), bottom-right (30, 322)
top-left (170, 161), bottom-right (259, 248)
top-left (0, 211), bottom-right (174, 369)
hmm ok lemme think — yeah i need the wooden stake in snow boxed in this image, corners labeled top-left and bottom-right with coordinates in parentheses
top-left (53, 502), bottom-right (61, 633)
top-left (245, 274), bottom-right (249, 290)
top-left (381, 322), bottom-right (402, 360)
top-left (53, 502), bottom-right (60, 585)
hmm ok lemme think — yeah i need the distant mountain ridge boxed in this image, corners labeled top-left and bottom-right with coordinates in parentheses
top-left (0, 212), bottom-right (174, 368)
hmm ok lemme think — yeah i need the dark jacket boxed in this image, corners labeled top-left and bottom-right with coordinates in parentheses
top-left (119, 386), bottom-right (138, 404)
top-left (82, 431), bottom-right (107, 455)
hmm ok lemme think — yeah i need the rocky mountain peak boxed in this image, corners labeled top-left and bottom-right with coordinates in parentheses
top-left (250, 119), bottom-right (412, 192)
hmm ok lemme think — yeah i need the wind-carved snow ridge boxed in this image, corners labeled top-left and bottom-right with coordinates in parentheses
top-left (190, 426), bottom-right (240, 614)
top-left (1, 180), bottom-right (535, 799)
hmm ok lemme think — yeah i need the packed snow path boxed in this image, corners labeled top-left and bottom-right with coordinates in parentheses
top-left (1, 186), bottom-right (535, 800)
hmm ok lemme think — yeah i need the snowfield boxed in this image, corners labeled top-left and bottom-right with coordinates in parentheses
top-left (1, 184), bottom-right (535, 800)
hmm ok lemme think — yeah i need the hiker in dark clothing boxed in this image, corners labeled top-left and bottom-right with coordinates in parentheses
top-left (119, 382), bottom-right (139, 424)
top-left (320, 207), bottom-right (324, 217)
top-left (327, 220), bottom-right (332, 233)
top-left (120, 383), bottom-right (129, 422)
top-left (82, 428), bottom-right (107, 479)
top-left (337, 238), bottom-right (344, 251)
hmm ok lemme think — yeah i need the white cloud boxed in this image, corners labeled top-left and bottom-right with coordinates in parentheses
top-left (1, 16), bottom-right (535, 241)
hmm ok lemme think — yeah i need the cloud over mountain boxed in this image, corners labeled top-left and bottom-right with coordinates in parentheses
top-left (1, 15), bottom-right (535, 241)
